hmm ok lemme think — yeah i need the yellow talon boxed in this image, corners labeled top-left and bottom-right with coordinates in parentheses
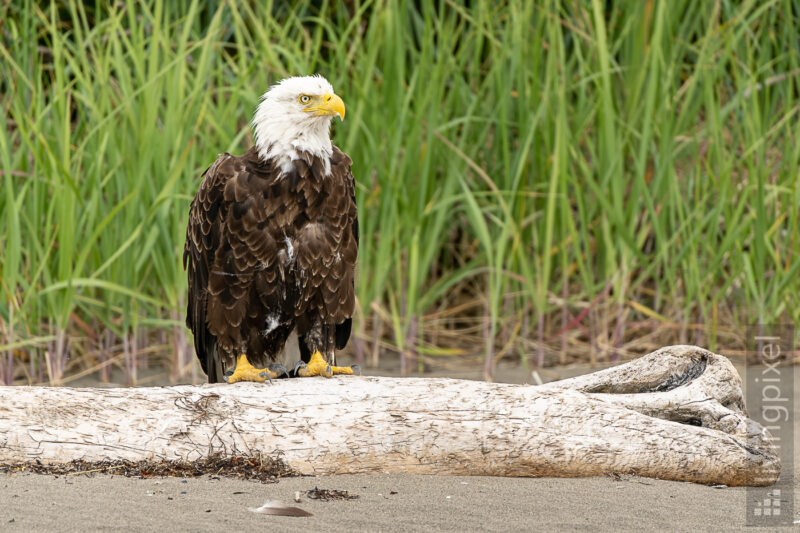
top-left (225, 353), bottom-right (282, 383)
top-left (296, 350), bottom-right (356, 378)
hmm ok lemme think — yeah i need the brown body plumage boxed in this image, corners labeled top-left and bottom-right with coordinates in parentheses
top-left (183, 145), bottom-right (358, 382)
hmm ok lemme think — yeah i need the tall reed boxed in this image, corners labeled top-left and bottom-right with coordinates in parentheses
top-left (1, 0), bottom-right (798, 383)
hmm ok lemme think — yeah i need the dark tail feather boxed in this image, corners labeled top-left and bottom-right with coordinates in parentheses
top-left (335, 318), bottom-right (352, 350)
top-left (298, 333), bottom-right (312, 364)
top-left (205, 343), bottom-right (224, 383)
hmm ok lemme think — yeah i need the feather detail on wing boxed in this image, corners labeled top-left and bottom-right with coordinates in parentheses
top-left (293, 147), bottom-right (358, 343)
top-left (184, 154), bottom-right (230, 382)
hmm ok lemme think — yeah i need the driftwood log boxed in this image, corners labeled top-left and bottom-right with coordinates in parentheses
top-left (0, 345), bottom-right (779, 486)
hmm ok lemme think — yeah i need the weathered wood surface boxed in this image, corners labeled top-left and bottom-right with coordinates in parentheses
top-left (0, 345), bottom-right (779, 486)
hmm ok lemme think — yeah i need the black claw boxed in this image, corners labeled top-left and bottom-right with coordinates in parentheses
top-left (269, 364), bottom-right (288, 378)
top-left (350, 364), bottom-right (361, 376)
top-left (257, 370), bottom-right (274, 384)
top-left (293, 360), bottom-right (306, 376)
top-left (223, 369), bottom-right (234, 378)
top-left (324, 364), bottom-right (333, 378)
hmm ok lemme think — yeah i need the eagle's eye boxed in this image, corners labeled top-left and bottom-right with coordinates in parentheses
top-left (299, 94), bottom-right (311, 104)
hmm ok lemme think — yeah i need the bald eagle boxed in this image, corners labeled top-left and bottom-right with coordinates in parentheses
top-left (184, 75), bottom-right (359, 383)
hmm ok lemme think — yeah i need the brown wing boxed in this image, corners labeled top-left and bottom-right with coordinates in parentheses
top-left (293, 146), bottom-right (358, 346)
top-left (184, 154), bottom-right (230, 382)
top-left (184, 150), bottom-right (287, 381)
top-left (334, 147), bottom-right (358, 349)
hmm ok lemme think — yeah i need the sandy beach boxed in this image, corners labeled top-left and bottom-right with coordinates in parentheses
top-left (4, 471), bottom-right (795, 532)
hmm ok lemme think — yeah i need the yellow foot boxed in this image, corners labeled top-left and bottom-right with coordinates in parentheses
top-left (294, 350), bottom-right (360, 378)
top-left (225, 354), bottom-right (287, 384)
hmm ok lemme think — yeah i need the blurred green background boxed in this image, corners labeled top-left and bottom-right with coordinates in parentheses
top-left (1, 0), bottom-right (798, 384)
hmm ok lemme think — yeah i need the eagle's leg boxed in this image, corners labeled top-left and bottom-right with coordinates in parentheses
top-left (225, 353), bottom-right (287, 384)
top-left (294, 350), bottom-right (360, 378)
top-left (293, 323), bottom-right (360, 378)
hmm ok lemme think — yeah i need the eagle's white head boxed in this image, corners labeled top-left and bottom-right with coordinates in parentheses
top-left (252, 75), bottom-right (345, 174)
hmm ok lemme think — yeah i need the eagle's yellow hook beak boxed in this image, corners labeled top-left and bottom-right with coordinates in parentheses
top-left (310, 93), bottom-right (345, 121)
